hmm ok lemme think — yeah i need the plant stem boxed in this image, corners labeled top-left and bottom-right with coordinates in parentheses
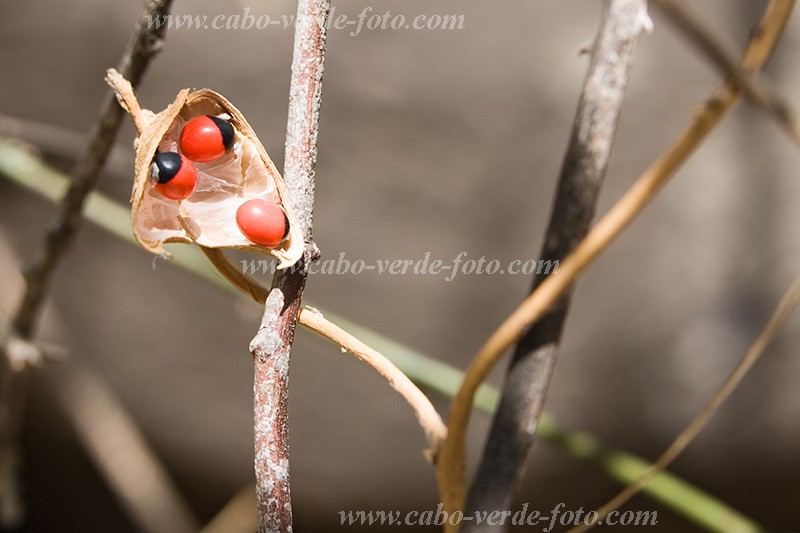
top-left (250, 1), bottom-right (329, 531)
top-left (299, 308), bottom-right (447, 456)
top-left (0, 0), bottom-right (173, 526)
top-left (654, 0), bottom-right (800, 146)
top-left (567, 273), bottom-right (800, 532)
top-left (0, 140), bottom-right (772, 532)
top-left (12, 0), bottom-right (172, 339)
top-left (463, 1), bottom-right (647, 528)
top-left (435, 0), bottom-right (795, 525)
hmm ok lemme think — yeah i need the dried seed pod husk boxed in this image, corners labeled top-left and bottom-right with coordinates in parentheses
top-left (106, 69), bottom-right (303, 269)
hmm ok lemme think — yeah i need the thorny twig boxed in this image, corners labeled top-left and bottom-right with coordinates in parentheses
top-left (249, 1), bottom-right (330, 531)
top-left (463, 1), bottom-right (648, 528)
top-left (0, 0), bottom-right (173, 526)
top-left (435, 0), bottom-right (794, 524)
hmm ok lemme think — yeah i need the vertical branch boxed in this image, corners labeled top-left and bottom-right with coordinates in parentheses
top-left (12, 0), bottom-right (172, 339)
top-left (462, 1), bottom-right (648, 527)
top-left (0, 0), bottom-right (173, 526)
top-left (438, 0), bottom-right (793, 526)
top-left (250, 1), bottom-right (329, 532)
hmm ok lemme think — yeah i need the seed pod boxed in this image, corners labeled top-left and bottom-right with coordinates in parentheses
top-left (105, 68), bottom-right (303, 270)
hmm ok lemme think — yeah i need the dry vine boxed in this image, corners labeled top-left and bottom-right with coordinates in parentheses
top-left (436, 0), bottom-right (795, 524)
top-left (465, 2), bottom-right (649, 527)
top-left (0, 0), bottom-right (175, 526)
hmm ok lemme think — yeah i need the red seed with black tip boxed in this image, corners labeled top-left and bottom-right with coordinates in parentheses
top-left (179, 115), bottom-right (235, 163)
top-left (151, 152), bottom-right (197, 200)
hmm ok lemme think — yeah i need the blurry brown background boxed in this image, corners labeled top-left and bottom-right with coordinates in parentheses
top-left (1, 0), bottom-right (799, 531)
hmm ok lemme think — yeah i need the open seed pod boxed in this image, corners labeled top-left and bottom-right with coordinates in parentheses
top-left (105, 68), bottom-right (303, 269)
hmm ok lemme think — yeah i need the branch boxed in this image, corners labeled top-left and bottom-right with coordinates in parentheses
top-left (435, 0), bottom-right (795, 523)
top-left (567, 273), bottom-right (800, 532)
top-left (200, 485), bottom-right (257, 533)
top-left (463, 1), bottom-right (648, 527)
top-left (0, 0), bottom-right (173, 526)
top-left (250, 1), bottom-right (329, 531)
top-left (200, 245), bottom-right (447, 455)
top-left (11, 0), bottom-right (172, 340)
top-left (45, 355), bottom-right (199, 533)
top-left (654, 0), bottom-right (800, 146)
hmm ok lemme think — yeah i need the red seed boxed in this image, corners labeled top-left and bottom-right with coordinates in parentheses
top-left (151, 152), bottom-right (197, 200)
top-left (180, 115), bottom-right (234, 163)
top-left (236, 199), bottom-right (288, 248)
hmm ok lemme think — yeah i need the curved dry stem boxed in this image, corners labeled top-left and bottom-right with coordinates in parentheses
top-left (435, 0), bottom-right (795, 519)
top-left (566, 273), bottom-right (800, 533)
top-left (200, 247), bottom-right (269, 303)
top-left (198, 247), bottom-right (447, 454)
top-left (299, 308), bottom-right (448, 457)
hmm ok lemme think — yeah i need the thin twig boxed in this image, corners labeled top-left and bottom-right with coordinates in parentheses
top-left (654, 0), bottom-right (800, 146)
top-left (11, 0), bottom-right (172, 340)
top-left (44, 356), bottom-right (199, 533)
top-left (567, 273), bottom-right (800, 533)
top-left (250, 1), bottom-right (329, 531)
top-left (463, 2), bottom-right (647, 528)
top-left (201, 247), bottom-right (269, 303)
top-left (298, 308), bottom-right (448, 456)
top-left (0, 0), bottom-right (173, 526)
top-left (435, 0), bottom-right (795, 523)
top-left (200, 485), bottom-right (257, 533)
top-left (159, 247), bottom-right (447, 455)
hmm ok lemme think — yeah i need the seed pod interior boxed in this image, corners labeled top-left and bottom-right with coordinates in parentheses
top-left (124, 85), bottom-right (303, 269)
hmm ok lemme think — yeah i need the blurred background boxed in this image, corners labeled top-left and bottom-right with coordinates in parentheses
top-left (1, 0), bottom-right (799, 531)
